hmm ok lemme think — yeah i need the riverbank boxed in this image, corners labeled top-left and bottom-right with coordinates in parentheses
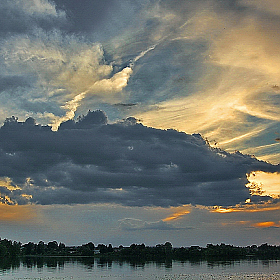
top-left (1, 238), bottom-right (280, 261)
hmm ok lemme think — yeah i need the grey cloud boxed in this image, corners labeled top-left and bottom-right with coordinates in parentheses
top-left (0, 0), bottom-right (66, 37)
top-left (0, 110), bottom-right (278, 207)
top-left (0, 0), bottom-right (256, 127)
top-left (52, 0), bottom-right (116, 33)
top-left (52, 0), bottom-right (146, 40)
top-left (119, 218), bottom-right (182, 231)
top-left (0, 0), bottom-right (279, 211)
top-left (20, 99), bottom-right (65, 116)
top-left (0, 75), bottom-right (34, 91)
top-left (126, 41), bottom-right (203, 106)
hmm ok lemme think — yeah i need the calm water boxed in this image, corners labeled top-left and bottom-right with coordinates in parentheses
top-left (1, 257), bottom-right (280, 279)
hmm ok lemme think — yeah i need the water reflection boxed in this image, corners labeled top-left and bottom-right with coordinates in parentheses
top-left (207, 260), bottom-right (237, 268)
top-left (1, 257), bottom-right (280, 273)
top-left (0, 258), bottom-right (20, 272)
top-left (0, 257), bottom-right (182, 273)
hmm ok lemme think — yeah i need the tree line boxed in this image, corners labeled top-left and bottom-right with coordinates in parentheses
top-left (1, 238), bottom-right (280, 260)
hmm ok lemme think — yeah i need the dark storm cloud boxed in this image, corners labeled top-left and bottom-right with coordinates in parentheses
top-left (0, 110), bottom-right (278, 207)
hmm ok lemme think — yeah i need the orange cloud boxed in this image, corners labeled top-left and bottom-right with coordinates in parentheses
top-left (211, 202), bottom-right (280, 214)
top-left (221, 220), bottom-right (280, 228)
top-left (163, 210), bottom-right (190, 222)
top-left (252, 221), bottom-right (280, 228)
top-left (0, 204), bottom-right (37, 222)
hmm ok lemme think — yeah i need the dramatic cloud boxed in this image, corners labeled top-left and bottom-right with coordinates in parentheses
top-left (0, 110), bottom-right (278, 207)
top-left (1, 0), bottom-right (280, 166)
top-left (0, 0), bottom-right (145, 129)
top-left (131, 0), bottom-right (280, 164)
top-left (1, 30), bottom-right (135, 128)
top-left (246, 171), bottom-right (280, 198)
top-left (1, 0), bottom-right (280, 247)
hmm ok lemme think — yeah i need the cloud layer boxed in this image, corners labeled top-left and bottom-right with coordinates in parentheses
top-left (1, 0), bottom-right (280, 247)
top-left (0, 110), bottom-right (278, 207)
top-left (0, 0), bottom-right (280, 166)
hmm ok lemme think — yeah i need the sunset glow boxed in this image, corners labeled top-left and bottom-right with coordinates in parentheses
top-left (0, 0), bottom-right (279, 247)
top-left (247, 171), bottom-right (280, 197)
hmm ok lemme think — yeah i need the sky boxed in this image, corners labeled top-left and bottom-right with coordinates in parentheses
top-left (0, 0), bottom-right (280, 247)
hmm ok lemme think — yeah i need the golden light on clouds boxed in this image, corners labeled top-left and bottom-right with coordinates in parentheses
top-left (162, 206), bottom-right (191, 222)
top-left (0, 177), bottom-right (20, 191)
top-left (0, 204), bottom-right (36, 222)
top-left (221, 220), bottom-right (280, 228)
top-left (213, 207), bottom-right (235, 214)
top-left (252, 221), bottom-right (279, 228)
top-left (247, 171), bottom-right (280, 197)
top-left (136, 5), bottom-right (280, 165)
top-left (3, 34), bottom-right (135, 130)
top-left (163, 210), bottom-right (190, 222)
top-left (212, 202), bottom-right (280, 214)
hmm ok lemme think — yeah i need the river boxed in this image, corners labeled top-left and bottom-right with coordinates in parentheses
top-left (1, 257), bottom-right (280, 279)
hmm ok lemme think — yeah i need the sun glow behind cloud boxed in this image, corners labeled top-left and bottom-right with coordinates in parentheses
top-left (0, 0), bottom-right (280, 166)
top-left (0, 0), bottom-right (280, 246)
top-left (212, 201), bottom-right (280, 214)
top-left (247, 171), bottom-right (280, 197)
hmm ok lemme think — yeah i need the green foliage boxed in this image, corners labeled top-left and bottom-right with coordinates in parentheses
top-left (1, 237), bottom-right (280, 261)
top-left (0, 238), bottom-right (21, 257)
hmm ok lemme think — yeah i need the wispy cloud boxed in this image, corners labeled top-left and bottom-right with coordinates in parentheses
top-left (211, 201), bottom-right (280, 214)
top-left (252, 221), bottom-right (280, 228)
top-left (119, 218), bottom-right (182, 231)
top-left (1, 0), bottom-right (280, 247)
top-left (132, 0), bottom-right (280, 164)
top-left (1, 0), bottom-right (280, 167)
top-left (162, 208), bottom-right (191, 222)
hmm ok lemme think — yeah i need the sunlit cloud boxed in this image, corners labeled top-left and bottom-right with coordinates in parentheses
top-left (1, 0), bottom-right (280, 165)
top-left (135, 4), bottom-right (280, 165)
top-left (212, 201), bottom-right (280, 214)
top-left (0, 177), bottom-right (20, 191)
top-left (53, 66), bottom-right (133, 129)
top-left (0, 0), bottom-right (280, 246)
top-left (220, 220), bottom-right (280, 229)
top-left (162, 207), bottom-right (191, 222)
top-left (259, 153), bottom-right (280, 165)
top-left (2, 33), bottom-right (113, 120)
top-left (247, 171), bottom-right (280, 198)
top-left (252, 221), bottom-right (280, 228)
